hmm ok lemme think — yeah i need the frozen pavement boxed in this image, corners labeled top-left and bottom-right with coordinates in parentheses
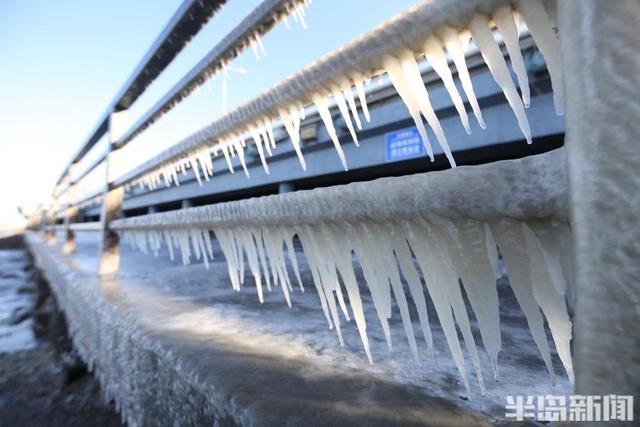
top-left (27, 231), bottom-right (570, 426)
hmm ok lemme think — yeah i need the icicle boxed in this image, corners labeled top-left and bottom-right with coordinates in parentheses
top-left (490, 220), bottom-right (556, 383)
top-left (528, 221), bottom-right (570, 295)
top-left (297, 225), bottom-right (336, 332)
top-left (346, 222), bottom-right (393, 351)
top-left (322, 223), bottom-right (372, 362)
top-left (403, 219), bottom-right (471, 394)
top-left (278, 107), bottom-right (307, 171)
top-left (517, 0), bottom-right (564, 115)
top-left (353, 74), bottom-right (371, 123)
top-left (219, 141), bottom-right (235, 174)
top-left (255, 32), bottom-right (267, 56)
top-left (281, 13), bottom-right (290, 30)
top-left (230, 136), bottom-right (250, 177)
top-left (398, 51), bottom-right (456, 167)
top-left (522, 223), bottom-right (574, 382)
top-left (338, 77), bottom-right (363, 130)
top-left (331, 86), bottom-right (359, 147)
top-left (122, 212), bottom-right (574, 395)
top-left (367, 222), bottom-right (420, 364)
top-left (293, 2), bottom-right (307, 29)
top-left (382, 54), bottom-right (435, 161)
top-left (249, 35), bottom-right (260, 60)
top-left (389, 223), bottom-right (433, 357)
top-left (282, 230), bottom-right (304, 292)
top-left (469, 15), bottom-right (532, 144)
top-left (423, 36), bottom-right (471, 134)
top-left (252, 229), bottom-right (272, 292)
top-left (263, 117), bottom-right (277, 150)
top-left (427, 220), bottom-right (487, 395)
top-left (442, 219), bottom-right (502, 380)
top-left (494, 5), bottom-right (531, 108)
top-left (248, 126), bottom-right (270, 174)
top-left (187, 154), bottom-right (203, 185)
top-left (312, 93), bottom-right (348, 170)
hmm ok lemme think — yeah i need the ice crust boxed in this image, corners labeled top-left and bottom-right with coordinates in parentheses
top-left (129, 0), bottom-right (563, 190)
top-left (115, 150), bottom-right (574, 395)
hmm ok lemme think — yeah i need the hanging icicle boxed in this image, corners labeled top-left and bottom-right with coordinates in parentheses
top-left (119, 214), bottom-right (574, 396)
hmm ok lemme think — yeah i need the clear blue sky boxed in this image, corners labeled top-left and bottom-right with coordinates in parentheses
top-left (0, 0), bottom-right (419, 228)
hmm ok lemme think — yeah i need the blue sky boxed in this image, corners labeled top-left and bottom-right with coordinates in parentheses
top-left (0, 0), bottom-right (419, 228)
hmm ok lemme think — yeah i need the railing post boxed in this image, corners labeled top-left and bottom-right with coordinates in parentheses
top-left (62, 169), bottom-right (79, 254)
top-left (98, 110), bottom-right (127, 276)
top-left (559, 0), bottom-right (640, 403)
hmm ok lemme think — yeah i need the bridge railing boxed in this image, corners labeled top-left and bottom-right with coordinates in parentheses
top-left (46, 0), bottom-right (310, 271)
top-left (36, 0), bottom-right (640, 404)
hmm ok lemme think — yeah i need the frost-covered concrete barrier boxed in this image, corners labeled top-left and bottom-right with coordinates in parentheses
top-left (26, 234), bottom-right (223, 426)
top-left (113, 150), bottom-right (573, 395)
top-left (27, 232), bottom-right (517, 426)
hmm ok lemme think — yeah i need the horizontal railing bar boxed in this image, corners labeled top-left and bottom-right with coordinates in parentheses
top-left (111, 149), bottom-right (567, 231)
top-left (116, 0), bottom-right (298, 149)
top-left (112, 0), bottom-right (512, 188)
top-left (54, 0), bottom-right (227, 187)
top-left (74, 188), bottom-right (104, 210)
top-left (72, 151), bottom-right (109, 184)
top-left (112, 0), bottom-right (227, 112)
top-left (70, 222), bottom-right (101, 232)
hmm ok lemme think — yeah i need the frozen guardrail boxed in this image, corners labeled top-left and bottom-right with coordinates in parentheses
top-left (113, 149), bottom-right (574, 395)
top-left (115, 0), bottom-right (561, 190)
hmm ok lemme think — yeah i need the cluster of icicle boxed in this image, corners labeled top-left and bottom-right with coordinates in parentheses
top-left (249, 0), bottom-right (313, 61)
top-left (129, 0), bottom-right (313, 191)
top-left (121, 216), bottom-right (573, 395)
top-left (245, 0), bottom-right (314, 62)
top-left (131, 0), bottom-right (561, 192)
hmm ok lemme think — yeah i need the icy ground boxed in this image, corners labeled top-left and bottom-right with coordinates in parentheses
top-left (0, 245), bottom-right (37, 353)
top-left (32, 231), bottom-right (570, 425)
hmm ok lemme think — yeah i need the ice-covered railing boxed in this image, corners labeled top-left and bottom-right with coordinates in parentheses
top-left (112, 149), bottom-right (574, 395)
top-left (117, 0), bottom-right (561, 191)
top-left (116, 0), bottom-right (313, 148)
top-left (37, 0), bottom-right (639, 408)
top-left (46, 0), bottom-right (315, 259)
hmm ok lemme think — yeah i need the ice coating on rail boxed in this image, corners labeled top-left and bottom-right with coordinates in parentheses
top-left (119, 211), bottom-right (574, 396)
top-left (125, 0), bottom-right (567, 193)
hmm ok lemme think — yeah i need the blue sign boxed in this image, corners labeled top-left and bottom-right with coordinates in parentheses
top-left (384, 127), bottom-right (425, 162)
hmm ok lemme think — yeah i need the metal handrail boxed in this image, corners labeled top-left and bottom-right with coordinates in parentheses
top-left (53, 0), bottom-right (304, 200)
top-left (112, 0), bottom-right (517, 189)
top-left (111, 149), bottom-right (567, 230)
top-left (116, 0), bottom-right (301, 148)
top-left (54, 0), bottom-right (227, 187)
